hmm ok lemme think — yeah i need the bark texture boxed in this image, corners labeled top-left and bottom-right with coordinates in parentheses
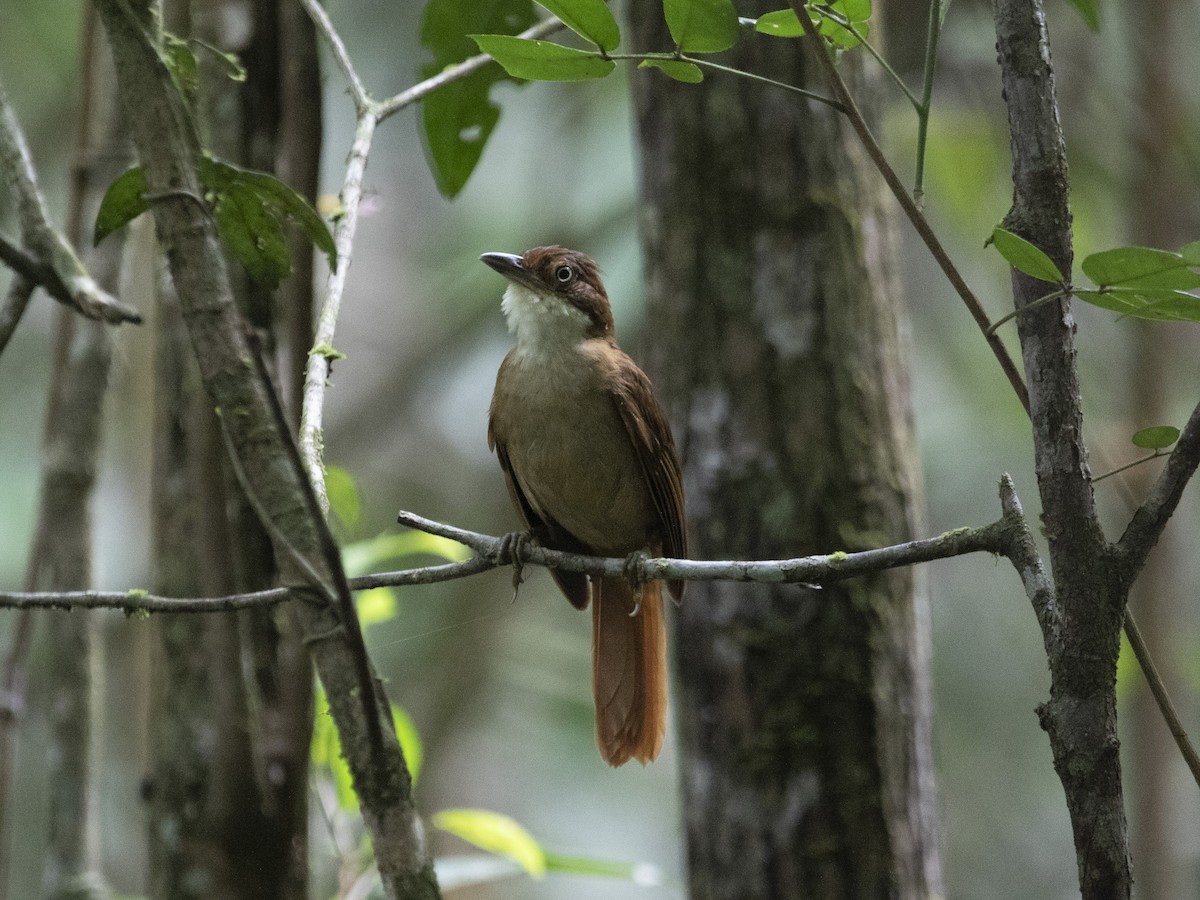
top-left (629, 6), bottom-right (941, 897)
top-left (992, 1), bottom-right (1131, 897)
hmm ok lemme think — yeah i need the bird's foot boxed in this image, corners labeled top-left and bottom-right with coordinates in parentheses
top-left (494, 531), bottom-right (535, 603)
top-left (623, 550), bottom-right (652, 617)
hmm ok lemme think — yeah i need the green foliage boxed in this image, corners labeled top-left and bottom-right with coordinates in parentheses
top-left (93, 158), bottom-right (337, 285)
top-left (1130, 426), bottom-right (1180, 451)
top-left (161, 34), bottom-right (200, 100)
top-left (312, 688), bottom-right (425, 810)
top-left (535, 0), bottom-right (620, 51)
top-left (753, 2), bottom-right (873, 49)
top-left (663, 0), bottom-right (739, 53)
top-left (1076, 244), bottom-right (1200, 322)
top-left (326, 465), bottom-right (362, 532)
top-left (434, 809), bottom-right (548, 878)
top-left (470, 35), bottom-right (615, 80)
top-left (419, 0), bottom-right (536, 198)
top-left (639, 58), bottom-right (705, 82)
top-left (93, 167), bottom-right (150, 245)
top-left (341, 531), bottom-right (472, 578)
top-left (990, 227), bottom-right (1065, 284)
top-left (1064, 0), bottom-right (1099, 31)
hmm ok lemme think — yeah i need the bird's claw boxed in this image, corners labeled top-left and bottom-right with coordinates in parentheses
top-left (495, 531), bottom-right (533, 603)
top-left (623, 550), bottom-right (652, 617)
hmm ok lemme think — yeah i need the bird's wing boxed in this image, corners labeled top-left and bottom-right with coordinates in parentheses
top-left (609, 366), bottom-right (688, 603)
top-left (489, 417), bottom-right (592, 610)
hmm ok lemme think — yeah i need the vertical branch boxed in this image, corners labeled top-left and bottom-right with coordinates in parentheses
top-left (991, 1), bottom-right (1130, 897)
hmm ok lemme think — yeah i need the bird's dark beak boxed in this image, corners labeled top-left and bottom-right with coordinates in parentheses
top-left (481, 252), bottom-right (541, 292)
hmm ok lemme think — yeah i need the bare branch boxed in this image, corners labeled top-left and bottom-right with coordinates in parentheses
top-left (1114, 397), bottom-right (1200, 582)
top-left (395, 508), bottom-right (1018, 586)
top-left (0, 81), bottom-right (141, 326)
top-left (0, 275), bottom-right (35, 356)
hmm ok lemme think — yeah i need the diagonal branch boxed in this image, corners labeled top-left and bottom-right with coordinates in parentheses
top-left (1113, 397), bottom-right (1200, 582)
top-left (788, 0), bottom-right (1029, 413)
top-left (0, 81), bottom-right (141, 327)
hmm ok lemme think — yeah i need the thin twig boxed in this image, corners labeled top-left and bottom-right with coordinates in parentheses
top-left (788, 1), bottom-right (1030, 414)
top-left (0, 276), bottom-right (35, 356)
top-left (913, 0), bottom-right (944, 205)
top-left (1124, 609), bottom-right (1200, 788)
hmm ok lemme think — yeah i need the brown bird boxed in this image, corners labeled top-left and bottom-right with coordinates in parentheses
top-left (483, 246), bottom-right (687, 766)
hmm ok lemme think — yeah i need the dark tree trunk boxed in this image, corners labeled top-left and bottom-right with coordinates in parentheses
top-left (629, 6), bottom-right (942, 898)
top-left (144, 1), bottom-right (315, 896)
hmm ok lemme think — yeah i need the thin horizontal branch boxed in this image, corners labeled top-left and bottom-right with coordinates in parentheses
top-left (0, 558), bottom-right (497, 613)
top-left (395, 509), bottom-right (1018, 587)
top-left (1, 488), bottom-right (1040, 615)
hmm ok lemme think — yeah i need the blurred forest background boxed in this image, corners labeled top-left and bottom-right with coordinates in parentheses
top-left (1, 0), bottom-right (1198, 897)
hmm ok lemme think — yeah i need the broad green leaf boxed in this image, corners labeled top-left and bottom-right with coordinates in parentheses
top-left (434, 809), bottom-right (547, 878)
top-left (536, 0), bottom-right (620, 51)
top-left (1081, 246), bottom-right (1200, 291)
top-left (326, 465), bottom-right (361, 531)
top-left (356, 587), bottom-right (397, 627)
top-left (470, 35), bottom-right (614, 80)
top-left (991, 227), bottom-right (1065, 283)
top-left (199, 157), bottom-right (338, 276)
top-left (342, 531), bottom-right (471, 577)
top-left (419, 0), bottom-right (536, 198)
top-left (663, 0), bottom-right (739, 53)
top-left (231, 169), bottom-right (339, 273)
top-left (1075, 288), bottom-right (1200, 323)
top-left (639, 58), bottom-right (704, 82)
top-left (1064, 0), bottom-right (1099, 31)
top-left (94, 166), bottom-right (149, 245)
top-left (755, 10), bottom-right (804, 36)
top-left (1181, 241), bottom-right (1200, 265)
top-left (214, 182), bottom-right (291, 283)
top-left (1131, 425), bottom-right (1180, 450)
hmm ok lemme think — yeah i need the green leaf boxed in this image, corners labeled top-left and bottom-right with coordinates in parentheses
top-left (326, 465), bottom-right (361, 531)
top-left (198, 158), bottom-right (338, 278)
top-left (356, 587), bottom-right (397, 628)
top-left (469, 35), bottom-right (614, 80)
top-left (638, 58), bottom-right (704, 82)
top-left (755, 9), bottom-right (804, 37)
top-left (1081, 246), bottom-right (1200, 291)
top-left (816, 0), bottom-right (872, 48)
top-left (162, 33), bottom-right (199, 100)
top-left (1131, 426), bottom-right (1180, 450)
top-left (543, 852), bottom-right (636, 879)
top-left (419, 0), bottom-right (537, 198)
top-left (214, 182), bottom-right (291, 283)
top-left (311, 689), bottom-right (359, 810)
top-left (393, 705), bottom-right (424, 784)
top-left (1075, 288), bottom-right (1200, 323)
top-left (1181, 241), bottom-right (1200, 265)
top-left (231, 169), bottom-right (339, 273)
top-left (990, 227), bottom-right (1065, 283)
top-left (94, 166), bottom-right (149, 245)
top-left (434, 810), bottom-right (547, 878)
top-left (535, 0), bottom-right (620, 51)
top-left (342, 531), bottom-right (471, 578)
top-left (663, 0), bottom-right (740, 53)
top-left (1064, 0), bottom-right (1099, 31)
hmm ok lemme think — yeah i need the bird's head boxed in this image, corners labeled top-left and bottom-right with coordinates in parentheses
top-left (481, 246), bottom-right (614, 354)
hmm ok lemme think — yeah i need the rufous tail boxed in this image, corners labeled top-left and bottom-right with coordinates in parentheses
top-left (591, 576), bottom-right (667, 766)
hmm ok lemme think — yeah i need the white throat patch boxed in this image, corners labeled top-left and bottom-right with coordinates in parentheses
top-left (501, 283), bottom-right (592, 359)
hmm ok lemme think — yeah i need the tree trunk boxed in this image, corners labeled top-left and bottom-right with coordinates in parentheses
top-left (629, 6), bottom-right (942, 897)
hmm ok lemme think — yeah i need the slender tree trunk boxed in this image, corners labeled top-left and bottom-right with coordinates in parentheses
top-left (629, 6), bottom-right (941, 897)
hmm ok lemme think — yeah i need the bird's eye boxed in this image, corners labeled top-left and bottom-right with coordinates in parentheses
top-left (555, 265), bottom-right (573, 284)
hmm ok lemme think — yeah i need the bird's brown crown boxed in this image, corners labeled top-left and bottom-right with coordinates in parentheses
top-left (520, 246), bottom-right (614, 337)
